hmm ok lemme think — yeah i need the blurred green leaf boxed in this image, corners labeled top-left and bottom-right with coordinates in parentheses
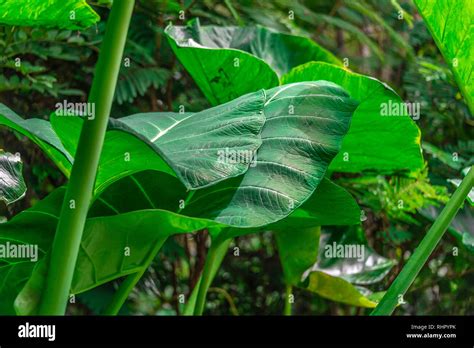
top-left (0, 0), bottom-right (100, 30)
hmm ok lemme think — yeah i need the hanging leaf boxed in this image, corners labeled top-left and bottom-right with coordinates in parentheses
top-left (3, 80), bottom-right (358, 223)
top-left (112, 82), bottom-right (358, 227)
top-left (0, 0), bottom-right (100, 30)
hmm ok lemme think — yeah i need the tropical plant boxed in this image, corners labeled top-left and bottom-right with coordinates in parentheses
top-left (0, 0), bottom-right (472, 318)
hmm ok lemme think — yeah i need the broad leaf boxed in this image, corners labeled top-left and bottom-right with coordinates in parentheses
top-left (414, 0), bottom-right (474, 114)
top-left (6, 169), bottom-right (360, 314)
top-left (282, 62), bottom-right (424, 173)
top-left (114, 82), bottom-right (358, 227)
top-left (165, 19), bottom-right (340, 105)
top-left (0, 0), bottom-right (100, 30)
top-left (3, 80), bottom-right (357, 220)
top-left (0, 151), bottom-right (27, 205)
top-left (304, 271), bottom-right (380, 308)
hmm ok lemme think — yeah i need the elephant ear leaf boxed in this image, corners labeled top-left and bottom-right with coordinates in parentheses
top-left (282, 62), bottom-right (423, 174)
top-left (165, 19), bottom-right (340, 105)
top-left (0, 0), bottom-right (99, 30)
top-left (414, 0), bottom-right (474, 114)
top-left (116, 81), bottom-right (358, 227)
top-left (0, 151), bottom-right (27, 205)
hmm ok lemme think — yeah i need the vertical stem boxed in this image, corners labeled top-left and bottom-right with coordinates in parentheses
top-left (193, 237), bottom-right (231, 316)
top-left (39, 0), bottom-right (135, 315)
top-left (371, 166), bottom-right (474, 315)
top-left (284, 284), bottom-right (293, 316)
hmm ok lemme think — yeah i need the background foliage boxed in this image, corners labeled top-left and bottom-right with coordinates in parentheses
top-left (1, 0), bottom-right (472, 315)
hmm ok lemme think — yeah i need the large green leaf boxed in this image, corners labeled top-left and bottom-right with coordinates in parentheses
top-left (3, 81), bottom-right (358, 227)
top-left (0, 0), bottom-right (100, 30)
top-left (6, 168), bottom-right (360, 314)
top-left (51, 92), bottom-right (266, 191)
top-left (282, 62), bottom-right (423, 173)
top-left (114, 82), bottom-right (358, 227)
top-left (165, 19), bottom-right (340, 105)
top-left (0, 104), bottom-right (72, 176)
top-left (0, 151), bottom-right (27, 205)
top-left (414, 0), bottom-right (474, 114)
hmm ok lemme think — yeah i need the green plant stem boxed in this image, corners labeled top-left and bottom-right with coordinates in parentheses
top-left (284, 284), bottom-right (293, 315)
top-left (38, 0), bottom-right (135, 315)
top-left (193, 237), bottom-right (231, 315)
top-left (103, 236), bottom-right (167, 315)
top-left (371, 166), bottom-right (474, 316)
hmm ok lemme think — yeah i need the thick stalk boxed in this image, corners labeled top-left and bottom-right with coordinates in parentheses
top-left (38, 0), bottom-right (135, 315)
top-left (103, 237), bottom-right (167, 315)
top-left (371, 166), bottom-right (474, 315)
top-left (283, 284), bottom-right (293, 316)
top-left (193, 237), bottom-right (231, 315)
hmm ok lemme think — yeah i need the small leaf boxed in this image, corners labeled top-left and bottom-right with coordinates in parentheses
top-left (0, 151), bottom-right (27, 205)
top-left (305, 271), bottom-right (379, 308)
